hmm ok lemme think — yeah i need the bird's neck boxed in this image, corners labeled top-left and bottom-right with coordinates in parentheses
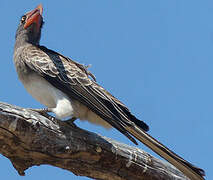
top-left (15, 33), bottom-right (39, 50)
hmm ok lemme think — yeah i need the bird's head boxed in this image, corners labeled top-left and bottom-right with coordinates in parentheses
top-left (15, 4), bottom-right (43, 45)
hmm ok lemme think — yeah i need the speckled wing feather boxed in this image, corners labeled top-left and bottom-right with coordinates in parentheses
top-left (21, 45), bottom-right (149, 144)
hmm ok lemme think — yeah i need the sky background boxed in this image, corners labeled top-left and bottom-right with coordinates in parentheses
top-left (0, 0), bottom-right (212, 179)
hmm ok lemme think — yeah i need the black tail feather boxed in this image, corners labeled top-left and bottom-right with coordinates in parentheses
top-left (129, 114), bottom-right (149, 132)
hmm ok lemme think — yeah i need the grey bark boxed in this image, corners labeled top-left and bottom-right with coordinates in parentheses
top-left (0, 102), bottom-right (188, 180)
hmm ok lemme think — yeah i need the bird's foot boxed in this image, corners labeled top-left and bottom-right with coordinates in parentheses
top-left (27, 108), bottom-right (55, 120)
top-left (27, 107), bottom-right (51, 113)
top-left (64, 117), bottom-right (78, 128)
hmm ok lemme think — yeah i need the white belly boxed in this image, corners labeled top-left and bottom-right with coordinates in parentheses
top-left (21, 73), bottom-right (74, 119)
top-left (20, 72), bottom-right (111, 128)
top-left (24, 74), bottom-right (56, 107)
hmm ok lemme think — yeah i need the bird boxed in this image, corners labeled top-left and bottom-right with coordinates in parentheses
top-left (13, 4), bottom-right (205, 180)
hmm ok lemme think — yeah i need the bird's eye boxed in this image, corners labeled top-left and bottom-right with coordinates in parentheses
top-left (41, 20), bottom-right (44, 28)
top-left (20, 15), bottom-right (26, 23)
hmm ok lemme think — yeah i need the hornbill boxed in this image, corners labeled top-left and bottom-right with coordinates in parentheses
top-left (13, 4), bottom-right (205, 180)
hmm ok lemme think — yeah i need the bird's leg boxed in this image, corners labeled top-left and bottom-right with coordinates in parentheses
top-left (65, 117), bottom-right (78, 128)
top-left (27, 107), bottom-right (51, 113)
top-left (27, 108), bottom-right (55, 120)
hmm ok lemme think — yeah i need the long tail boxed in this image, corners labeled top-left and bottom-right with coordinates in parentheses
top-left (125, 125), bottom-right (205, 180)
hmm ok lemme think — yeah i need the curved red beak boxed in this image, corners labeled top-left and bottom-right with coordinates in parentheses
top-left (24, 4), bottom-right (43, 30)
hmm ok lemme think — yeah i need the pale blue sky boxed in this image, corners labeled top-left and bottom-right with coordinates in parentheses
top-left (0, 1), bottom-right (212, 179)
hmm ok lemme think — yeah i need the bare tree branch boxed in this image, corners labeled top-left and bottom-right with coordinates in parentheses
top-left (0, 102), bottom-right (188, 180)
